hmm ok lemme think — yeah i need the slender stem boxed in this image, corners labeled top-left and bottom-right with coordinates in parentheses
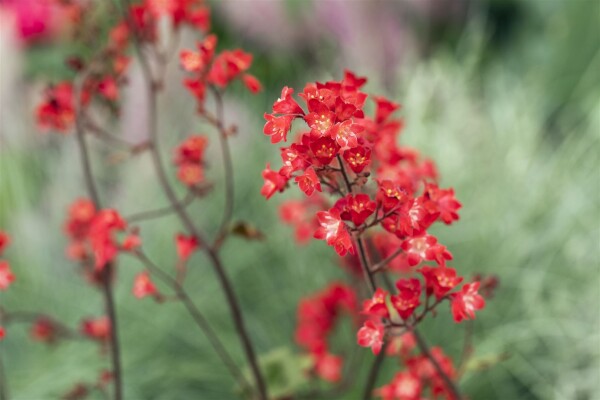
top-left (126, 191), bottom-right (196, 223)
top-left (0, 350), bottom-right (7, 400)
top-left (129, 21), bottom-right (267, 398)
top-left (74, 67), bottom-right (123, 400)
top-left (370, 248), bottom-right (404, 273)
top-left (362, 348), bottom-right (386, 400)
top-left (132, 251), bottom-right (253, 394)
top-left (207, 87), bottom-right (235, 247)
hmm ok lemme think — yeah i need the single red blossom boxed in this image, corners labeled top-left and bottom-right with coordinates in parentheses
top-left (343, 194), bottom-right (376, 226)
top-left (31, 317), bottom-right (57, 343)
top-left (176, 234), bottom-right (199, 261)
top-left (451, 282), bottom-right (486, 323)
top-left (280, 144), bottom-right (308, 177)
top-left (208, 49), bottom-right (253, 88)
top-left (121, 233), bottom-right (141, 251)
top-left (373, 96), bottom-right (401, 124)
top-left (424, 183), bottom-right (462, 225)
top-left (314, 208), bottom-right (355, 256)
top-left (305, 101), bottom-right (335, 138)
top-left (342, 70), bottom-right (367, 89)
top-left (81, 316), bottom-right (110, 341)
top-left (377, 180), bottom-right (408, 212)
top-left (0, 326), bottom-right (5, 341)
top-left (330, 119), bottom-right (364, 149)
top-left (309, 136), bottom-right (340, 166)
top-left (261, 164), bottom-right (287, 199)
top-left (401, 235), bottom-right (452, 267)
top-left (36, 82), bottom-right (77, 133)
top-left (0, 261), bottom-right (15, 290)
top-left (420, 266), bottom-right (463, 300)
top-left (177, 163), bottom-right (204, 186)
top-left (112, 55), bottom-right (131, 75)
top-left (362, 288), bottom-right (390, 318)
top-left (183, 78), bottom-right (206, 102)
top-left (273, 86), bottom-right (304, 115)
top-left (242, 73), bottom-right (262, 93)
top-left (186, 6), bottom-right (211, 32)
top-left (263, 113), bottom-right (294, 144)
top-left (0, 231), bottom-right (10, 256)
top-left (295, 167), bottom-right (322, 196)
top-left (357, 320), bottom-right (385, 355)
top-left (174, 135), bottom-right (208, 164)
top-left (180, 49), bottom-right (204, 72)
top-left (391, 278), bottom-right (422, 320)
top-left (383, 197), bottom-right (438, 239)
top-left (132, 271), bottom-right (158, 299)
top-left (343, 146), bottom-right (371, 173)
top-left (314, 352), bottom-right (343, 382)
top-left (376, 371), bottom-right (422, 400)
top-left (96, 76), bottom-right (119, 101)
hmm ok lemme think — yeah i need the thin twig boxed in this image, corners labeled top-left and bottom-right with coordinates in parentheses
top-left (126, 191), bottom-right (196, 223)
top-left (74, 63), bottom-right (123, 400)
top-left (131, 251), bottom-right (253, 394)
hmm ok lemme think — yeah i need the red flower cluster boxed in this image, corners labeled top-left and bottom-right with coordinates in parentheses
top-left (0, 230), bottom-right (14, 341)
top-left (173, 135), bottom-right (208, 186)
top-left (0, 231), bottom-right (14, 291)
top-left (63, 199), bottom-right (139, 271)
top-left (295, 283), bottom-right (357, 382)
top-left (377, 335), bottom-right (458, 400)
top-left (180, 34), bottom-right (261, 108)
top-left (81, 316), bottom-right (111, 342)
top-left (262, 72), bottom-right (489, 394)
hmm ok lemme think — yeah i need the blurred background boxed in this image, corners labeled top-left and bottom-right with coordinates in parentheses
top-left (0, 0), bottom-right (598, 399)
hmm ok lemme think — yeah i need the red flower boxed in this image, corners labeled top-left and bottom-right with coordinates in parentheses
top-left (261, 164), bottom-right (287, 199)
top-left (81, 316), bottom-right (111, 341)
top-left (31, 317), bottom-right (57, 343)
top-left (208, 49), bottom-right (253, 88)
top-left (451, 282), bottom-right (485, 323)
top-left (357, 320), bottom-right (385, 355)
top-left (420, 266), bottom-right (463, 300)
top-left (121, 233), bottom-right (141, 251)
top-left (280, 144), bottom-right (308, 177)
top-left (314, 352), bottom-right (343, 382)
top-left (176, 234), bottom-right (199, 261)
top-left (263, 113), bottom-right (294, 144)
top-left (362, 288), bottom-right (390, 318)
top-left (401, 235), bottom-right (452, 267)
top-left (174, 135), bottom-right (208, 165)
top-left (305, 101), bottom-right (335, 138)
top-left (0, 327), bottom-right (5, 341)
top-left (295, 167), bottom-right (322, 196)
top-left (343, 194), bottom-right (376, 226)
top-left (36, 82), bottom-right (77, 133)
top-left (377, 180), bottom-right (408, 212)
top-left (242, 73), bottom-right (262, 93)
top-left (343, 146), bottom-right (371, 173)
top-left (424, 184), bottom-right (462, 225)
top-left (373, 96), bottom-right (400, 124)
top-left (0, 231), bottom-right (10, 256)
top-left (391, 278), bottom-right (421, 320)
top-left (330, 120), bottom-right (363, 149)
top-left (314, 209), bottom-right (354, 256)
top-left (272, 86), bottom-right (304, 115)
top-left (0, 261), bottom-right (15, 290)
top-left (96, 76), bottom-right (119, 101)
top-left (132, 271), bottom-right (158, 299)
top-left (309, 136), bottom-right (340, 166)
top-left (376, 371), bottom-right (421, 400)
top-left (177, 163), bottom-right (204, 186)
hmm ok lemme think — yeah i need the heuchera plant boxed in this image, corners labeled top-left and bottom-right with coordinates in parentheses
top-left (2, 0), bottom-right (272, 399)
top-left (261, 72), bottom-right (497, 399)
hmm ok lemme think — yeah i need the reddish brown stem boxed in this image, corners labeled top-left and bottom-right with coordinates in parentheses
top-left (74, 68), bottom-right (123, 400)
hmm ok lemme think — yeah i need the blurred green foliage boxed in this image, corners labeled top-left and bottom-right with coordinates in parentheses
top-left (1, 0), bottom-right (598, 399)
